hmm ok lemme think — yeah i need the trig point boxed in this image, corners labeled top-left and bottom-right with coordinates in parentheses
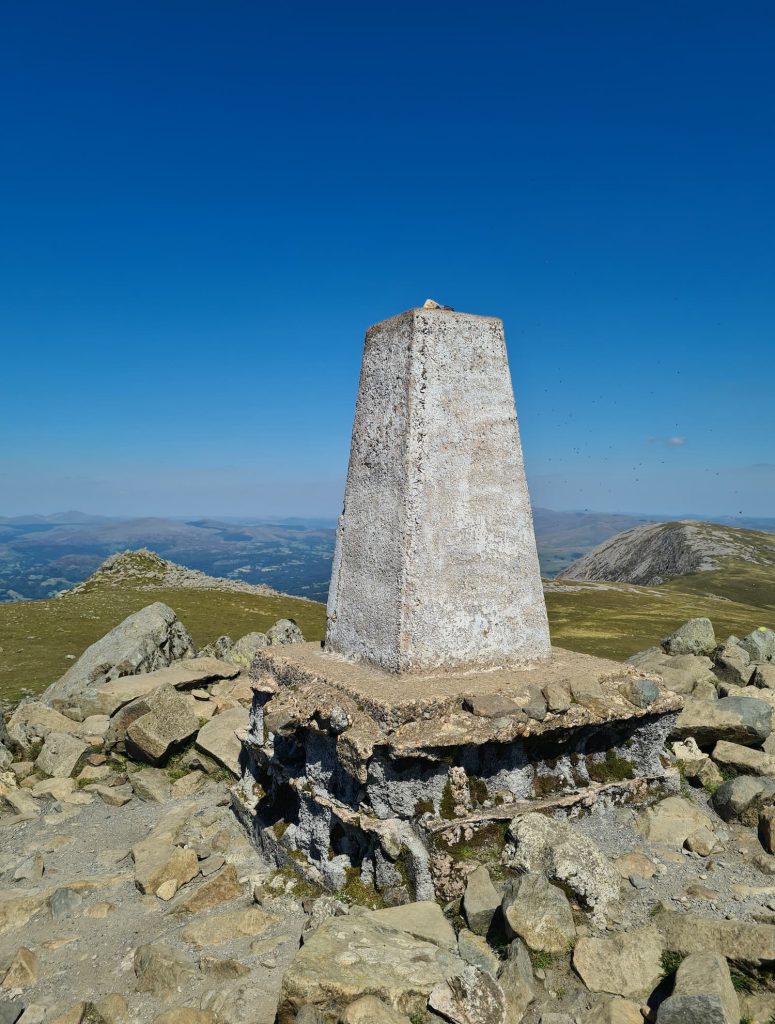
top-left (325, 304), bottom-right (551, 673)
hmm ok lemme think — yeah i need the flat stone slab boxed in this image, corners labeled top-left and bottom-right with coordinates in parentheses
top-left (250, 642), bottom-right (682, 739)
top-left (195, 706), bottom-right (248, 776)
top-left (84, 658), bottom-right (240, 715)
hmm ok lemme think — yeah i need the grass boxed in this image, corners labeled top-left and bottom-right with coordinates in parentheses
top-left (0, 582), bottom-right (326, 702)
top-left (660, 950), bottom-right (684, 977)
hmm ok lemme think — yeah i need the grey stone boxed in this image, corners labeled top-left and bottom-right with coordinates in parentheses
top-left (43, 601), bottom-right (195, 704)
top-left (35, 731), bottom-right (88, 778)
top-left (505, 812), bottom-right (619, 917)
top-left (278, 915), bottom-right (463, 1018)
top-left (195, 705), bottom-right (247, 776)
top-left (741, 628), bottom-right (775, 664)
top-left (225, 631), bottom-right (268, 669)
top-left (428, 965), bottom-right (507, 1024)
top-left (324, 307), bottom-right (550, 674)
top-left (457, 928), bottom-right (500, 976)
top-left (339, 996), bottom-right (411, 1024)
top-left (572, 927), bottom-right (663, 999)
top-left (132, 767), bottom-right (172, 803)
top-left (656, 951), bottom-right (739, 1023)
top-left (636, 796), bottom-right (713, 847)
top-left (197, 635), bottom-right (233, 660)
top-left (753, 664), bottom-right (775, 689)
top-left (50, 886), bottom-right (83, 920)
top-left (134, 942), bottom-right (197, 999)
top-left (266, 619), bottom-right (304, 646)
top-left (656, 911), bottom-right (775, 966)
top-left (672, 695), bottom-right (772, 746)
top-left (715, 639), bottom-right (754, 686)
top-left (711, 775), bottom-right (775, 824)
top-left (621, 677), bottom-right (659, 708)
top-left (497, 939), bottom-right (535, 1022)
top-left (662, 618), bottom-right (716, 657)
top-left (501, 874), bottom-right (576, 953)
top-left (462, 864), bottom-right (501, 937)
top-left (367, 901), bottom-right (457, 952)
top-left (125, 685), bottom-right (199, 765)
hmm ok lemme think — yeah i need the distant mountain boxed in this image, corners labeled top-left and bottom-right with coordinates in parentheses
top-left (560, 520), bottom-right (775, 609)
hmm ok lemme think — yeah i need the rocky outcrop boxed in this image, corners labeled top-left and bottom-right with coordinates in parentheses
top-left (42, 602), bottom-right (196, 705)
top-left (560, 520), bottom-right (775, 586)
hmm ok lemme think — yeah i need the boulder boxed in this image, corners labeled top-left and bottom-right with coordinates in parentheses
top-left (132, 839), bottom-right (198, 897)
top-left (753, 665), bottom-right (775, 690)
top-left (504, 812), bottom-right (619, 916)
top-left (672, 695), bottom-right (772, 747)
top-left (278, 916), bottom-right (462, 1018)
top-left (501, 874), bottom-right (576, 953)
top-left (740, 628), bottom-right (775, 664)
top-left (171, 864), bottom-right (242, 913)
top-left (194, 706), bottom-right (247, 776)
top-left (134, 943), bottom-right (197, 1000)
top-left (656, 911), bottom-right (775, 966)
top-left (225, 632), bottom-right (269, 669)
top-left (428, 965), bottom-right (507, 1024)
top-left (711, 775), bottom-right (775, 824)
top-left (266, 618), bottom-right (304, 645)
top-left (35, 731), bottom-right (88, 778)
top-left (368, 901), bottom-right (456, 952)
top-left (462, 864), bottom-right (501, 937)
top-left (572, 927), bottom-right (663, 999)
top-left (457, 929), bottom-right (500, 976)
top-left (715, 639), bottom-right (754, 686)
top-left (180, 905), bottom-right (281, 948)
top-left (712, 739), bottom-right (775, 776)
top-left (126, 685), bottom-right (199, 765)
top-left (197, 636), bottom-right (233, 660)
top-left (636, 796), bottom-right (713, 848)
top-left (662, 618), bottom-right (716, 657)
top-left (1, 947), bottom-right (39, 989)
top-left (132, 767), bottom-right (172, 803)
top-left (497, 939), bottom-right (534, 1022)
top-left (82, 657), bottom-right (239, 716)
top-left (656, 951), bottom-right (739, 1024)
top-left (43, 602), bottom-right (195, 705)
top-left (631, 651), bottom-right (715, 695)
top-left (759, 806), bottom-right (775, 854)
top-left (583, 999), bottom-right (643, 1024)
top-left (6, 702), bottom-right (86, 757)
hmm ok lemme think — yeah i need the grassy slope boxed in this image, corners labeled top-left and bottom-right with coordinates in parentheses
top-left (0, 586), bottom-right (327, 702)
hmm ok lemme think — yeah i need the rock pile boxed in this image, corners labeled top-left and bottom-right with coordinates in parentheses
top-left (5, 612), bottom-right (775, 1023)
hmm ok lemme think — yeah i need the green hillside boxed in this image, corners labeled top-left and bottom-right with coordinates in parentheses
top-left (0, 584), bottom-right (326, 702)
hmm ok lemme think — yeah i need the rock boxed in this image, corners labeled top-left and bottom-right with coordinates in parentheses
top-left (132, 840), bottom-right (199, 896)
top-left (278, 915), bottom-right (462, 1018)
top-left (662, 618), bottom-right (716, 657)
top-left (621, 677), bottom-right (659, 708)
top-left (544, 681), bottom-right (572, 712)
top-left (497, 939), bottom-right (535, 1022)
top-left (759, 806), bottom-right (775, 854)
top-left (428, 965), bottom-right (507, 1024)
top-left (35, 731), bottom-right (88, 778)
top-left (171, 770), bottom-right (206, 797)
top-left (463, 694), bottom-right (520, 718)
top-left (0, 891), bottom-right (50, 935)
top-left (711, 775), bottom-right (775, 824)
top-left (134, 942), bottom-right (197, 999)
top-left (583, 999), bottom-right (643, 1024)
top-left (151, 1011), bottom-right (218, 1024)
top-left (715, 639), bottom-right (754, 686)
top-left (172, 863), bottom-right (241, 913)
top-left (462, 864), bottom-right (501, 937)
top-left (368, 901), bottom-right (457, 952)
top-left (613, 852), bottom-right (655, 879)
top-left (636, 796), bottom-right (713, 848)
top-left (457, 928), bottom-right (500, 976)
top-left (742, 993), bottom-right (775, 1024)
top-left (6, 702), bottom-right (87, 758)
top-left (505, 812), bottom-right (619, 916)
top-left (672, 695), bottom-right (772, 746)
top-left (656, 950), bottom-right (739, 1023)
top-left (126, 685), bottom-right (199, 765)
top-left (91, 994), bottom-right (128, 1024)
top-left (501, 874), bottom-right (576, 953)
top-left (198, 635), bottom-right (233, 660)
top-left (132, 767), bottom-right (172, 802)
top-left (712, 739), bottom-right (775, 776)
top-left (0, 1003), bottom-right (22, 1024)
top-left (1, 787), bottom-right (39, 817)
top-left (266, 618), bottom-right (304, 645)
top-left (13, 853), bottom-right (44, 882)
top-left (225, 632), bottom-right (269, 669)
top-left (753, 665), bottom-right (775, 690)
top-left (86, 783), bottom-right (134, 807)
top-left (684, 827), bottom-right (720, 856)
top-left (682, 755), bottom-right (723, 790)
top-left (83, 657), bottom-right (239, 715)
top-left (656, 911), bottom-right (775, 966)
top-left (43, 602), bottom-right (195, 705)
top-left (180, 904), bottom-right (280, 948)
top-left (340, 995), bottom-right (411, 1024)
top-left (1, 947), bottom-right (39, 989)
top-left (740, 628), bottom-right (775, 664)
top-left (572, 928), bottom-right (663, 999)
top-left (194, 706), bottom-right (247, 776)
top-left (50, 887), bottom-right (83, 920)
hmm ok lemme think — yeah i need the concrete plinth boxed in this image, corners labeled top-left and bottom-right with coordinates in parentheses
top-left (325, 307), bottom-right (550, 674)
top-left (233, 643), bottom-right (682, 903)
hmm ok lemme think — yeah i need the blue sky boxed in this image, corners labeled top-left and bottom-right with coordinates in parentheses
top-left (1, 1), bottom-right (773, 519)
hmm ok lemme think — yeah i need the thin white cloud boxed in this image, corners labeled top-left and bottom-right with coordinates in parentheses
top-left (666, 436), bottom-right (686, 446)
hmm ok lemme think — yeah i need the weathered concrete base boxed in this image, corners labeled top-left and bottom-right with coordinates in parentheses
top-left (233, 643), bottom-right (682, 902)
